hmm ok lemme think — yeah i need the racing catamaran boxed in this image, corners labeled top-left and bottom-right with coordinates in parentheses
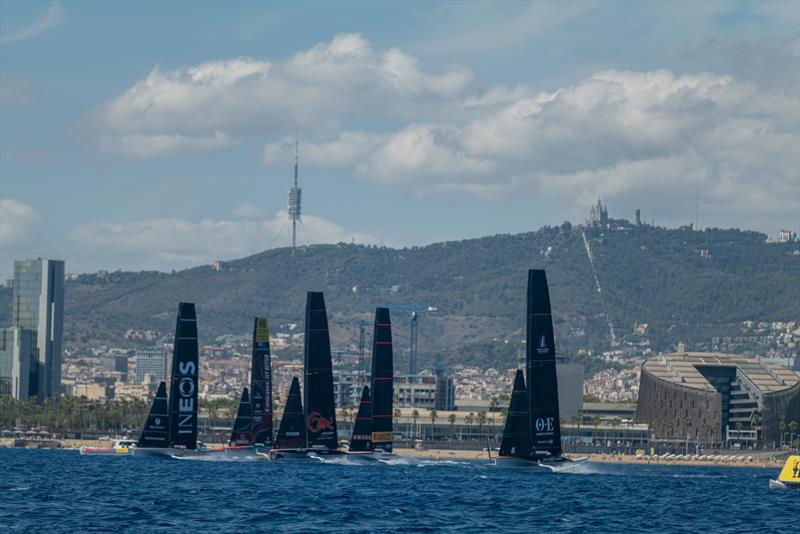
top-left (269, 292), bottom-right (343, 461)
top-left (370, 307), bottom-right (394, 458)
top-left (347, 385), bottom-right (373, 455)
top-left (496, 270), bottom-right (585, 471)
top-left (212, 317), bottom-right (273, 458)
top-left (136, 302), bottom-right (202, 458)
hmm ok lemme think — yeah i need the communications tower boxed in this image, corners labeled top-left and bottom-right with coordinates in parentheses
top-left (287, 141), bottom-right (302, 255)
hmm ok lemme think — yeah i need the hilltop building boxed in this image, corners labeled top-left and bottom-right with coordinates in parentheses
top-left (637, 352), bottom-right (800, 447)
top-left (778, 229), bottom-right (797, 243)
top-left (587, 199), bottom-right (609, 227)
top-left (0, 259), bottom-right (65, 400)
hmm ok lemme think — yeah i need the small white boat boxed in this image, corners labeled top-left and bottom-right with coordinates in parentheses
top-left (79, 439), bottom-right (137, 456)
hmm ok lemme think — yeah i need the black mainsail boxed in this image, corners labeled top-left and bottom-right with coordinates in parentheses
top-left (168, 302), bottom-right (199, 450)
top-left (349, 386), bottom-right (373, 452)
top-left (275, 377), bottom-right (306, 449)
top-left (526, 269), bottom-right (562, 459)
top-left (303, 292), bottom-right (338, 450)
top-left (137, 381), bottom-right (169, 448)
top-left (370, 307), bottom-right (394, 453)
top-left (250, 317), bottom-right (273, 446)
top-left (498, 370), bottom-right (529, 458)
top-left (229, 387), bottom-right (253, 446)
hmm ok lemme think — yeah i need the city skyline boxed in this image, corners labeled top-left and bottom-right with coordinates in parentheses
top-left (1, 1), bottom-right (799, 280)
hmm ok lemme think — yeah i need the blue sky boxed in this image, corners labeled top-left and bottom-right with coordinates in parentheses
top-left (1, 1), bottom-right (798, 278)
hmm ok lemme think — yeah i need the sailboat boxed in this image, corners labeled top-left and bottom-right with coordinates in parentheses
top-left (263, 376), bottom-right (307, 460)
top-left (213, 317), bottom-right (273, 459)
top-left (370, 307), bottom-right (394, 458)
top-left (136, 302), bottom-right (202, 458)
top-left (81, 381), bottom-right (169, 456)
top-left (250, 317), bottom-right (274, 448)
top-left (269, 292), bottom-right (343, 461)
top-left (346, 385), bottom-right (374, 455)
top-left (226, 387), bottom-right (253, 448)
top-left (495, 270), bottom-right (585, 471)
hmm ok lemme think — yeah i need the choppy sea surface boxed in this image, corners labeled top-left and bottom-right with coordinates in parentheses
top-left (0, 449), bottom-right (795, 533)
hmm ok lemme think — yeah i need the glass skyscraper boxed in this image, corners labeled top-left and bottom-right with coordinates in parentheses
top-left (9, 259), bottom-right (65, 400)
top-left (135, 349), bottom-right (168, 385)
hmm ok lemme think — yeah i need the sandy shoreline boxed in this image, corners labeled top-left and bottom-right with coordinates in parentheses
top-left (392, 448), bottom-right (784, 468)
top-left (1, 440), bottom-right (786, 469)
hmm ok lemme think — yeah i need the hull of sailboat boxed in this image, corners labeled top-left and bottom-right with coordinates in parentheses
top-left (266, 448), bottom-right (345, 462)
top-left (494, 456), bottom-right (554, 471)
top-left (495, 455), bottom-right (587, 472)
top-left (133, 447), bottom-right (177, 458)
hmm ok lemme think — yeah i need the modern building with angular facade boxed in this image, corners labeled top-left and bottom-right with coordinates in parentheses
top-left (637, 352), bottom-right (800, 447)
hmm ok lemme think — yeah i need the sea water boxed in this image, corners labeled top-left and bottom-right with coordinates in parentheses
top-left (0, 449), bottom-right (794, 533)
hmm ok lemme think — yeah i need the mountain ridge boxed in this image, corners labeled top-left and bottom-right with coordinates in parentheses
top-left (2, 222), bottom-right (797, 373)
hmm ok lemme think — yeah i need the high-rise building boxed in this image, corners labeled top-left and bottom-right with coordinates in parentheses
top-left (135, 349), bottom-right (167, 384)
top-left (0, 327), bottom-right (35, 399)
top-left (10, 259), bottom-right (65, 400)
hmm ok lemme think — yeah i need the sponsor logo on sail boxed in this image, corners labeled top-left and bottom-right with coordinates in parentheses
top-left (535, 417), bottom-right (554, 433)
top-left (371, 431), bottom-right (392, 443)
top-left (307, 411), bottom-right (333, 432)
top-left (177, 360), bottom-right (196, 435)
top-left (536, 334), bottom-right (549, 355)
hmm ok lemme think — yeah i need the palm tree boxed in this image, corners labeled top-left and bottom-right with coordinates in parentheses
top-left (489, 397), bottom-right (498, 427)
top-left (447, 413), bottom-right (456, 438)
top-left (591, 415), bottom-right (601, 446)
top-left (610, 417), bottom-right (621, 452)
top-left (465, 412), bottom-right (474, 438)
top-left (788, 420), bottom-right (799, 448)
top-left (411, 409), bottom-right (420, 439)
top-left (477, 412), bottom-right (488, 437)
top-left (429, 409), bottom-right (438, 440)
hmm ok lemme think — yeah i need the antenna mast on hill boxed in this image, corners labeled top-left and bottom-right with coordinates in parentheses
top-left (288, 139), bottom-right (302, 255)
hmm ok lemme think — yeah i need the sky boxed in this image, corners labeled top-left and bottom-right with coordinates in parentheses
top-left (1, 1), bottom-right (798, 279)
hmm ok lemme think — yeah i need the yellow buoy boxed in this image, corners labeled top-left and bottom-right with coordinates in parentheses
top-left (777, 455), bottom-right (800, 486)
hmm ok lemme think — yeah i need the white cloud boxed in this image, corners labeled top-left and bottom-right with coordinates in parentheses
top-left (262, 131), bottom-right (386, 167)
top-left (96, 130), bottom-right (234, 158)
top-left (355, 124), bottom-right (495, 189)
top-left (89, 33), bottom-right (473, 158)
top-left (0, 2), bottom-right (64, 44)
top-left (290, 68), bottom-right (797, 225)
top-left (67, 210), bottom-right (381, 272)
top-left (0, 198), bottom-right (42, 249)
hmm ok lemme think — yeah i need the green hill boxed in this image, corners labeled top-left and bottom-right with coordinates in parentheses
top-left (2, 222), bottom-right (797, 373)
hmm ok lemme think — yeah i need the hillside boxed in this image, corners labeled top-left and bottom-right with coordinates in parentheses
top-left (2, 223), bottom-right (798, 372)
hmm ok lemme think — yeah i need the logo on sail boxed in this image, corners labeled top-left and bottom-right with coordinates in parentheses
top-left (535, 417), bottom-right (554, 433)
top-left (536, 334), bottom-right (549, 355)
top-left (307, 411), bottom-right (333, 432)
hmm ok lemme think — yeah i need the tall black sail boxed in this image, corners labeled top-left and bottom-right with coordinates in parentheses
top-left (275, 377), bottom-right (306, 449)
top-left (349, 386), bottom-right (373, 452)
top-left (229, 387), bottom-right (253, 446)
top-left (499, 370), bottom-right (529, 458)
top-left (370, 307), bottom-right (394, 452)
top-left (526, 270), bottom-right (562, 459)
top-left (250, 317), bottom-right (273, 446)
top-left (168, 302), bottom-right (199, 450)
top-left (303, 292), bottom-right (338, 449)
top-left (137, 381), bottom-right (169, 448)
